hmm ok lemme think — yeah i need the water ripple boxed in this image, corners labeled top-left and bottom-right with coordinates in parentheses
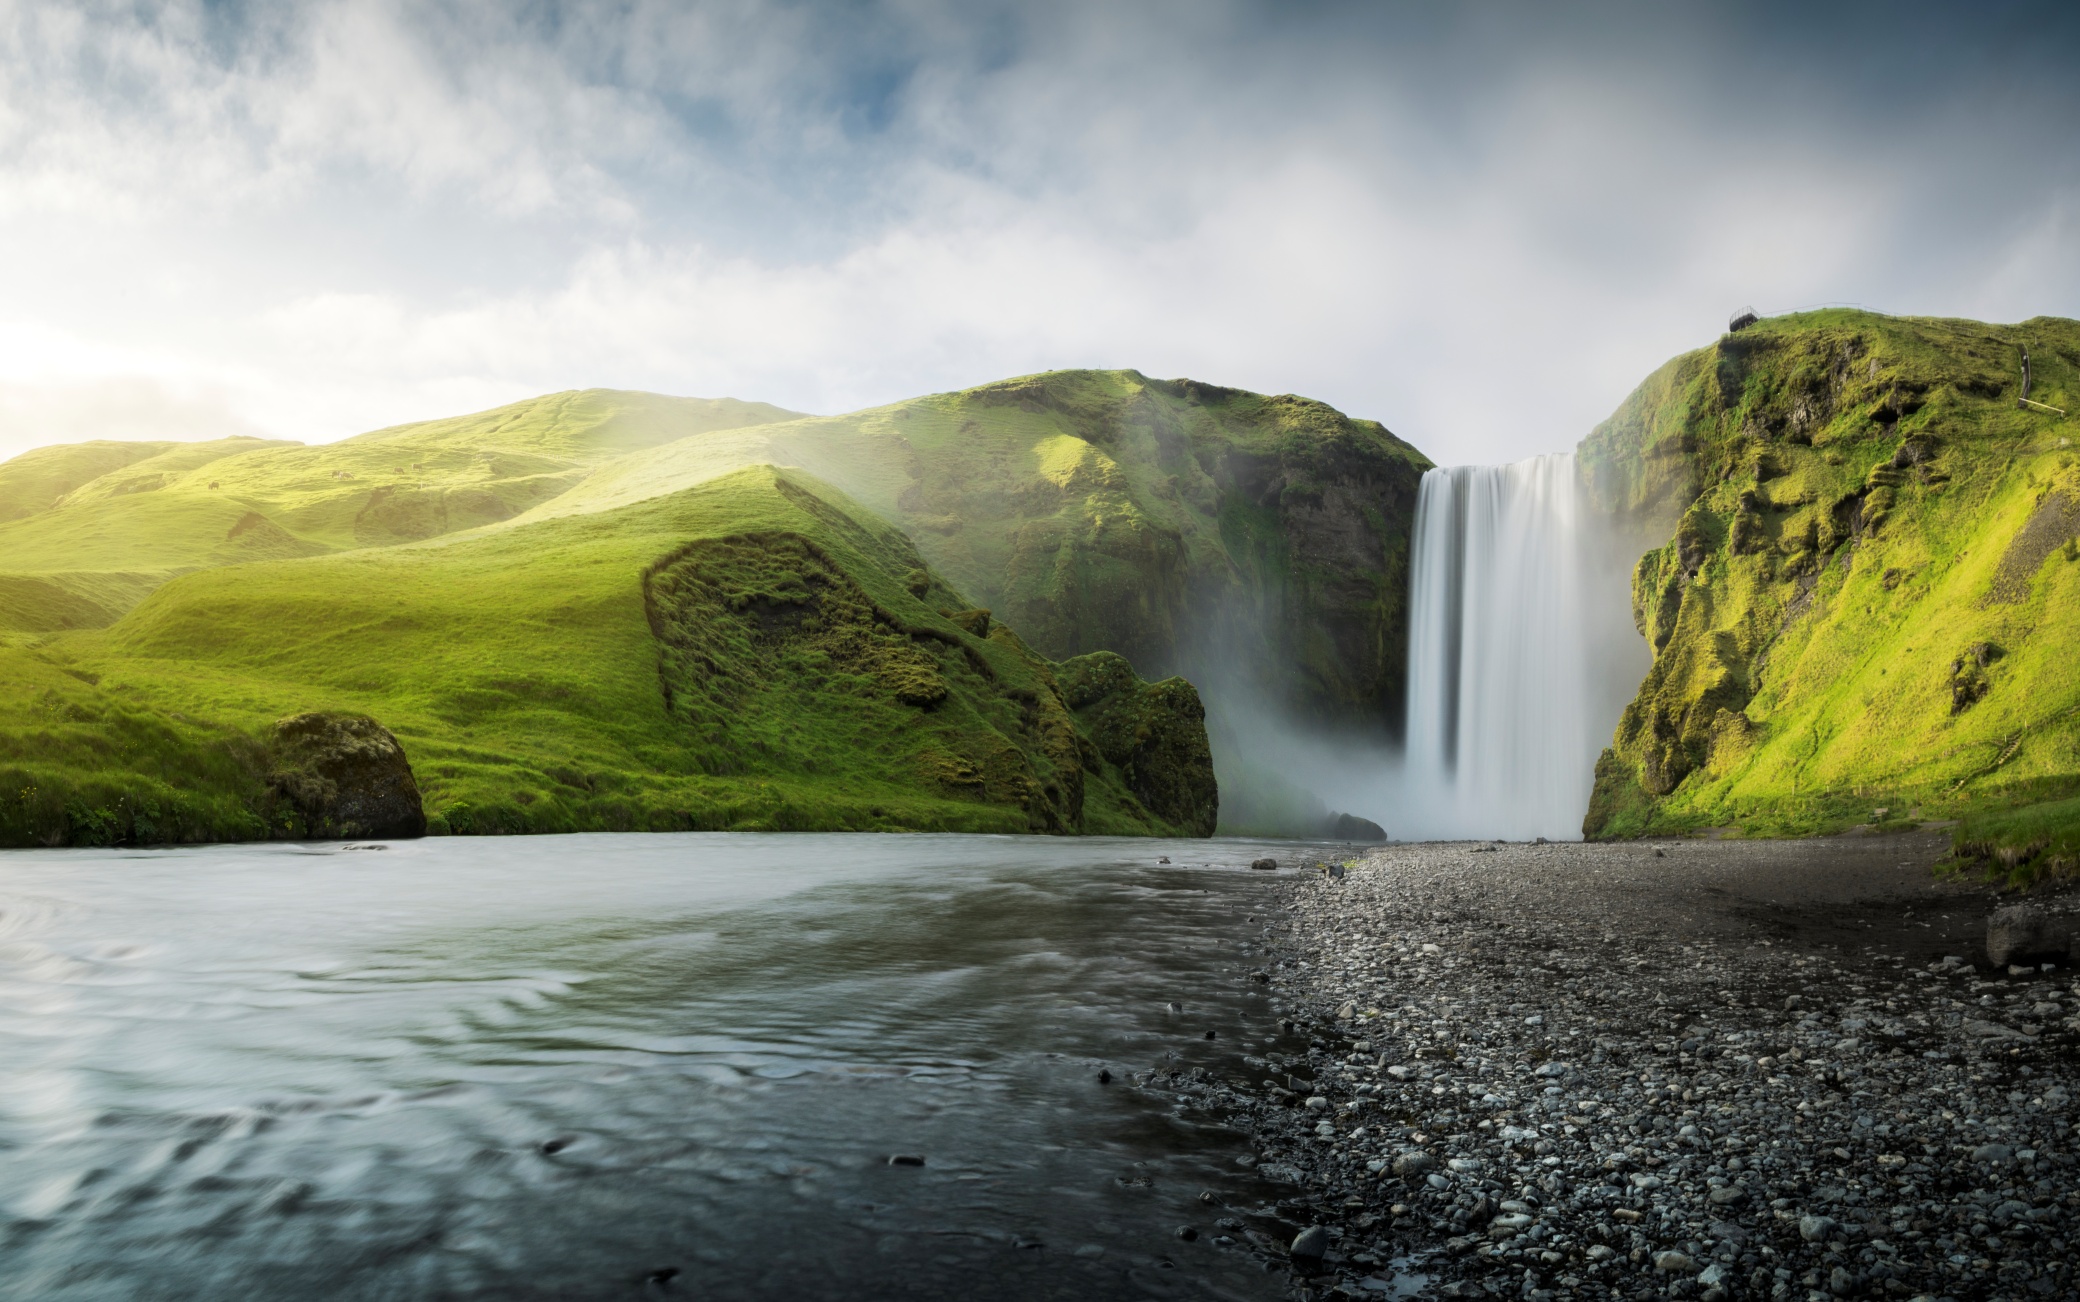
top-left (0, 833), bottom-right (1313, 1301)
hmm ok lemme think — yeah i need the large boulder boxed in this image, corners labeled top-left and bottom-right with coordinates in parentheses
top-left (268, 713), bottom-right (427, 839)
top-left (1986, 905), bottom-right (2071, 968)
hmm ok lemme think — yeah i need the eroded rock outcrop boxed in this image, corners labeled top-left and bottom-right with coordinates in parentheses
top-left (640, 490), bottom-right (1219, 836)
top-left (1056, 650), bottom-right (1219, 837)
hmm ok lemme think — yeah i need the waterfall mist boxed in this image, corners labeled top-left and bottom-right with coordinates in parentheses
top-left (1378, 453), bottom-right (1647, 841)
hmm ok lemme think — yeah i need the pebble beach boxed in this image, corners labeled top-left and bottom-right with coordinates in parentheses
top-left (1140, 832), bottom-right (2079, 1302)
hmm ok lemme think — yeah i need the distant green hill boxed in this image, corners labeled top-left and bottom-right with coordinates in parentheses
top-left (0, 463), bottom-right (1215, 845)
top-left (0, 390), bottom-right (801, 619)
top-left (1581, 310), bottom-right (2080, 877)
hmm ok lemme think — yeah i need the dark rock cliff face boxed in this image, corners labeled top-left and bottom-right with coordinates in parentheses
top-left (884, 371), bottom-right (1432, 740)
top-left (1195, 405), bottom-right (1429, 735)
top-left (268, 712), bottom-right (427, 838)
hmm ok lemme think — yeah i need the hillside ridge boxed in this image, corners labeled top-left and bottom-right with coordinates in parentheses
top-left (0, 462), bottom-right (1215, 845)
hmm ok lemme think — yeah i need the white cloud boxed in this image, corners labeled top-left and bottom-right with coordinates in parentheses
top-left (0, 0), bottom-right (2074, 468)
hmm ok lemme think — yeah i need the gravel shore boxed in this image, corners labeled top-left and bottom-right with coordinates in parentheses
top-left (1147, 833), bottom-right (2080, 1301)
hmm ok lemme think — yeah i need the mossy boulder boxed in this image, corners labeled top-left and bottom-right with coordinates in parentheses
top-left (268, 712), bottom-right (427, 839)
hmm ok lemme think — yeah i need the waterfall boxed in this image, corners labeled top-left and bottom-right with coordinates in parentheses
top-left (1389, 453), bottom-right (1643, 841)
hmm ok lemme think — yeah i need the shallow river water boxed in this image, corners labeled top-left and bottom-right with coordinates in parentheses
top-left (0, 834), bottom-right (1310, 1301)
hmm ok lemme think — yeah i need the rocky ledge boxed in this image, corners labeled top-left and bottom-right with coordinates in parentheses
top-left (1144, 833), bottom-right (2078, 1301)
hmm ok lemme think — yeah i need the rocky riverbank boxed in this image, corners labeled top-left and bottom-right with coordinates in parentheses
top-left (1145, 833), bottom-right (2080, 1301)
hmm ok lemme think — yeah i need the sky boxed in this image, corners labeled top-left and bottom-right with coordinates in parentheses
top-left (2, 0), bottom-right (2076, 468)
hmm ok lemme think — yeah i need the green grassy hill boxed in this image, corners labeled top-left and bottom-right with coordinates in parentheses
top-left (0, 372), bottom-right (1424, 842)
top-left (1580, 310), bottom-right (2080, 876)
top-left (0, 390), bottom-right (802, 636)
top-left (0, 463), bottom-right (1215, 846)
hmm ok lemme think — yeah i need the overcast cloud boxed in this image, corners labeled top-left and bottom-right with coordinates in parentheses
top-left (1, 0), bottom-right (2075, 466)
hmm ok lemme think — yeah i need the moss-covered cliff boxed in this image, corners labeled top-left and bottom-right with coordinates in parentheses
top-left (1581, 310), bottom-right (2080, 873)
top-left (900, 371), bottom-right (1435, 736)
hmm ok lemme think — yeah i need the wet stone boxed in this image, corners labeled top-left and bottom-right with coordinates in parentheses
top-left (1289, 1225), bottom-right (1329, 1261)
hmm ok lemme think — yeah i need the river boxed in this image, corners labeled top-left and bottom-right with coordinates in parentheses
top-left (0, 833), bottom-right (1313, 1301)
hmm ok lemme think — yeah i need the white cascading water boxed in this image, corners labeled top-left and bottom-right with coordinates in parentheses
top-left (1386, 452), bottom-right (1644, 841)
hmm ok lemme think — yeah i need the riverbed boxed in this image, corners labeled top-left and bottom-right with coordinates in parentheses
top-left (0, 833), bottom-right (1320, 1301)
top-left (1212, 832), bottom-right (2079, 1301)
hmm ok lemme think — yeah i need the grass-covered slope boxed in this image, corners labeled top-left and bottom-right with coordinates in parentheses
top-left (1580, 310), bottom-right (2080, 873)
top-left (0, 390), bottom-right (802, 633)
top-left (0, 465), bottom-right (1215, 847)
top-left (0, 371), bottom-right (1407, 844)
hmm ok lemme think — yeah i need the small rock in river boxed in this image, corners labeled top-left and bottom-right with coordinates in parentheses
top-left (1158, 856), bottom-right (1170, 864)
top-left (1174, 1225), bottom-right (1197, 1241)
top-left (1097, 1069), bottom-right (1111, 1084)
top-left (1203, 1029), bottom-right (1217, 1039)
top-left (1288, 1225), bottom-right (1329, 1262)
top-left (1251, 857), bottom-right (1278, 871)
top-left (539, 1136), bottom-right (575, 1155)
top-left (888, 1154), bottom-right (926, 1167)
